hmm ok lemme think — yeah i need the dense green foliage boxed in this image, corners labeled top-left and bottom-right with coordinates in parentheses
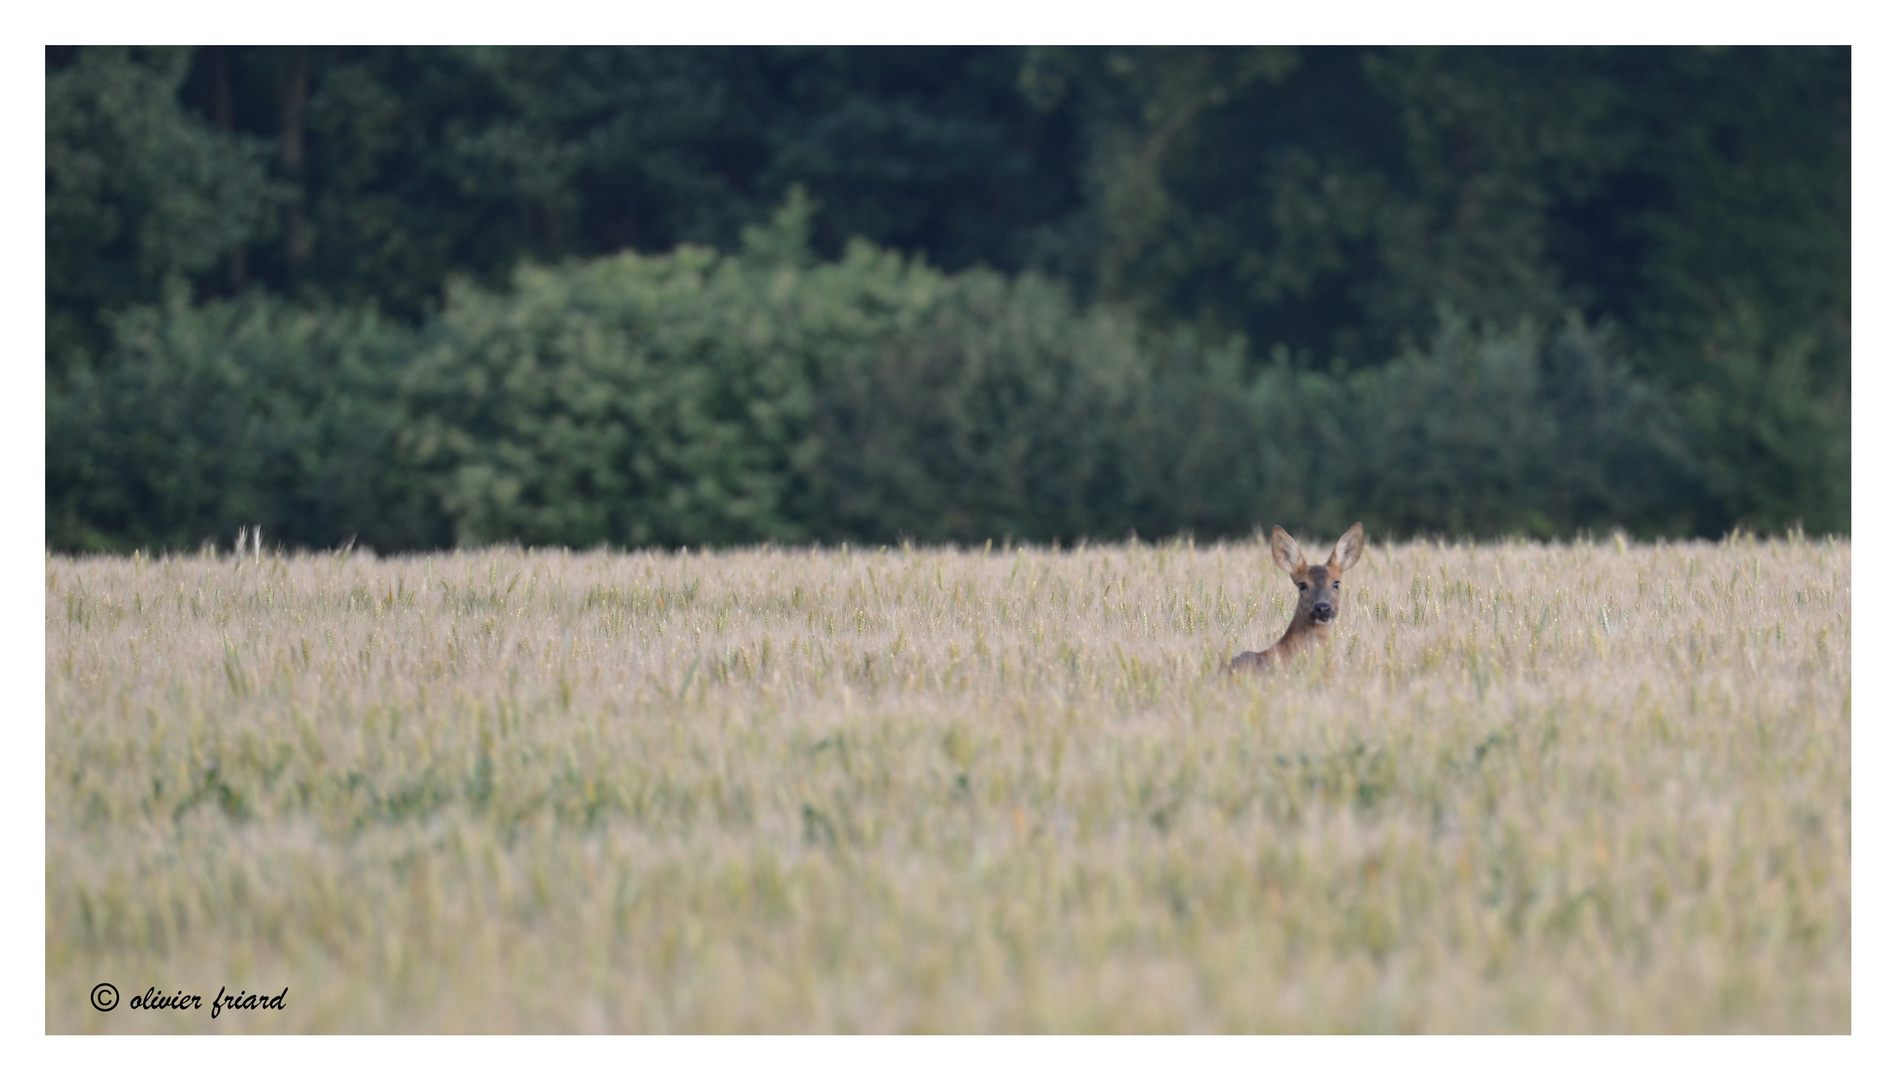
top-left (46, 47), bottom-right (1849, 550)
top-left (47, 289), bottom-right (441, 553)
top-left (49, 202), bottom-right (1707, 550)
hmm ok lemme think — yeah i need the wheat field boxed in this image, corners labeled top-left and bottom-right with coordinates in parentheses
top-left (45, 532), bottom-right (1850, 1032)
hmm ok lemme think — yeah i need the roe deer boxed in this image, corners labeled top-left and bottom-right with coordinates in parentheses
top-left (1228, 522), bottom-right (1365, 673)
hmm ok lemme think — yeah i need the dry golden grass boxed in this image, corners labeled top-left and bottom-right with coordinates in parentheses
top-left (46, 533), bottom-right (1849, 1032)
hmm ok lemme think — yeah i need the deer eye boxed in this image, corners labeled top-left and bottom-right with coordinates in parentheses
top-left (1333, 580), bottom-right (1342, 588)
top-left (1296, 582), bottom-right (1308, 591)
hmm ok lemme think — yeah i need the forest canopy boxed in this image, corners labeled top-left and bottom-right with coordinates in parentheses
top-left (46, 46), bottom-right (1849, 551)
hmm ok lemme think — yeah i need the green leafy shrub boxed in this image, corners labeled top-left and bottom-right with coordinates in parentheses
top-left (402, 193), bottom-right (943, 548)
top-left (46, 289), bottom-right (439, 553)
top-left (405, 191), bottom-right (1179, 550)
top-left (1680, 299), bottom-right (1848, 535)
top-left (1348, 314), bottom-right (1702, 539)
top-left (1111, 336), bottom-right (1354, 542)
top-left (803, 269), bottom-right (1147, 544)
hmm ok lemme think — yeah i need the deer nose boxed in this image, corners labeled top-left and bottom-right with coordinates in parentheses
top-left (1312, 601), bottom-right (1334, 621)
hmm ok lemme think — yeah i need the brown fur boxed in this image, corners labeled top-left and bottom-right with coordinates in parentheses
top-left (1228, 522), bottom-right (1365, 673)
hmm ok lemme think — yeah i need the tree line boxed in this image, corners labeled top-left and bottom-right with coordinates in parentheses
top-left (46, 46), bottom-right (1849, 551)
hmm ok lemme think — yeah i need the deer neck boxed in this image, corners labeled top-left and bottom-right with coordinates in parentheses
top-left (1273, 611), bottom-right (1334, 653)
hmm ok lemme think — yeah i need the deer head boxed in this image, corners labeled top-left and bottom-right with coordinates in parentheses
top-left (1230, 522), bottom-right (1365, 672)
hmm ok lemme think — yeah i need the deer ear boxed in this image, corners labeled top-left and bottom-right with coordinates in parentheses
top-left (1271, 527), bottom-right (1306, 574)
top-left (1329, 522), bottom-right (1365, 572)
